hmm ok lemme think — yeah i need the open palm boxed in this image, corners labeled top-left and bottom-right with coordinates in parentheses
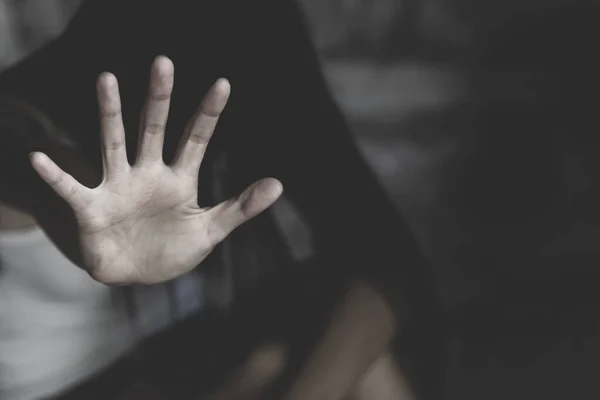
top-left (29, 56), bottom-right (283, 285)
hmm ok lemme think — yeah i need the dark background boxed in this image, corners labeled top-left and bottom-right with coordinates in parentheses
top-left (2, 1), bottom-right (600, 398)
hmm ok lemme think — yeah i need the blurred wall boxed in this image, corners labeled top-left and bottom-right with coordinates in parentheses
top-left (0, 0), bottom-right (82, 68)
top-left (3, 0), bottom-right (590, 67)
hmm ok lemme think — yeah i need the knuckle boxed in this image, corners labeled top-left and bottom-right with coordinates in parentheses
top-left (201, 103), bottom-right (222, 118)
top-left (144, 123), bottom-right (166, 136)
top-left (49, 171), bottom-right (65, 188)
top-left (188, 129), bottom-right (212, 145)
top-left (188, 115), bottom-right (217, 144)
top-left (99, 108), bottom-right (122, 119)
top-left (105, 139), bottom-right (125, 151)
top-left (66, 184), bottom-right (78, 200)
top-left (149, 92), bottom-right (172, 102)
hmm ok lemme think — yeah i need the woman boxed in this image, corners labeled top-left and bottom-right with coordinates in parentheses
top-left (0, 0), bottom-right (438, 398)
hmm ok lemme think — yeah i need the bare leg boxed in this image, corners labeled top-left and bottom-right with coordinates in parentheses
top-left (350, 352), bottom-right (417, 400)
top-left (207, 280), bottom-right (403, 400)
top-left (208, 343), bottom-right (289, 400)
top-left (209, 348), bottom-right (416, 400)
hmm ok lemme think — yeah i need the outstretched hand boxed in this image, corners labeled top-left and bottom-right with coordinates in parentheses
top-left (29, 56), bottom-right (283, 285)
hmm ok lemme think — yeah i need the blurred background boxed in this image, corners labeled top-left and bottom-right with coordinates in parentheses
top-left (2, 0), bottom-right (600, 399)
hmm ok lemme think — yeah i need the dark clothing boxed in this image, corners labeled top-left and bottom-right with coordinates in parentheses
top-left (0, 0), bottom-right (440, 398)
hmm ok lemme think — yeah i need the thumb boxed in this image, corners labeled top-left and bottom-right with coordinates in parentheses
top-left (207, 177), bottom-right (283, 244)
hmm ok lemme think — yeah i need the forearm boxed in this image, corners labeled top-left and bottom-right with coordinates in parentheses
top-left (282, 278), bottom-right (400, 400)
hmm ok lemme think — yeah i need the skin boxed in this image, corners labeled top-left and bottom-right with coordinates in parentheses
top-left (0, 1), bottom-right (438, 397)
top-left (1, 58), bottom-right (413, 400)
top-left (28, 57), bottom-right (282, 285)
top-left (209, 346), bottom-right (414, 400)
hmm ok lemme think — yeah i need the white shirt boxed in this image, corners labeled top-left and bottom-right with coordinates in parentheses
top-left (0, 227), bottom-right (204, 400)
